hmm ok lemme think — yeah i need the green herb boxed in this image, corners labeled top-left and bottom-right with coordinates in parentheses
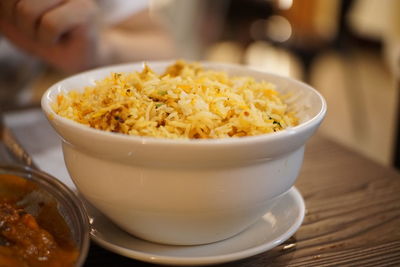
top-left (114, 116), bottom-right (124, 123)
top-left (273, 120), bottom-right (282, 127)
top-left (158, 90), bottom-right (168, 96)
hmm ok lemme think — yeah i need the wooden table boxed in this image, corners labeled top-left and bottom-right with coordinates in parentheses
top-left (2, 109), bottom-right (400, 267)
top-left (82, 135), bottom-right (400, 267)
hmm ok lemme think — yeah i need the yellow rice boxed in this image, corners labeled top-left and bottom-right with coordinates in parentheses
top-left (52, 60), bottom-right (298, 139)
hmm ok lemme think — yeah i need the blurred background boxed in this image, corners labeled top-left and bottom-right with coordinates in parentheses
top-left (1, 0), bottom-right (399, 168)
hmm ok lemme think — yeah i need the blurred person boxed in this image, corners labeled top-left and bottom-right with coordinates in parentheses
top-left (0, 0), bottom-right (176, 73)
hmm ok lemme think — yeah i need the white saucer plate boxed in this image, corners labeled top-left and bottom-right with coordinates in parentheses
top-left (86, 187), bottom-right (305, 266)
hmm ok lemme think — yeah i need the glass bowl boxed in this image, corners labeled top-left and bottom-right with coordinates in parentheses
top-left (0, 164), bottom-right (90, 266)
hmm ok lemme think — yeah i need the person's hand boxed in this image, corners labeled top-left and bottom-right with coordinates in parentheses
top-left (0, 0), bottom-right (100, 73)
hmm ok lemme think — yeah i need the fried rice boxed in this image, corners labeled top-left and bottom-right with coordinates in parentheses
top-left (52, 60), bottom-right (298, 139)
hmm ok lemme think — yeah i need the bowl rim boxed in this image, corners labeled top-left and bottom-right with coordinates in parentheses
top-left (41, 61), bottom-right (327, 146)
top-left (0, 164), bottom-right (90, 267)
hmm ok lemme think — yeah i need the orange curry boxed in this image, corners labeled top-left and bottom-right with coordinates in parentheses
top-left (0, 174), bottom-right (79, 267)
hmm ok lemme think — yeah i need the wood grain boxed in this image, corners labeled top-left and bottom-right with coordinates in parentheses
top-left (84, 135), bottom-right (400, 267)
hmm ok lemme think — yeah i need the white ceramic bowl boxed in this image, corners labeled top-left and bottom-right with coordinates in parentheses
top-left (41, 61), bottom-right (326, 245)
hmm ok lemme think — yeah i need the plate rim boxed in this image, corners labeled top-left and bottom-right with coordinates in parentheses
top-left (89, 186), bottom-right (305, 266)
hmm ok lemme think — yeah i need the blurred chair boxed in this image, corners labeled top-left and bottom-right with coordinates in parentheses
top-left (394, 65), bottom-right (400, 170)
